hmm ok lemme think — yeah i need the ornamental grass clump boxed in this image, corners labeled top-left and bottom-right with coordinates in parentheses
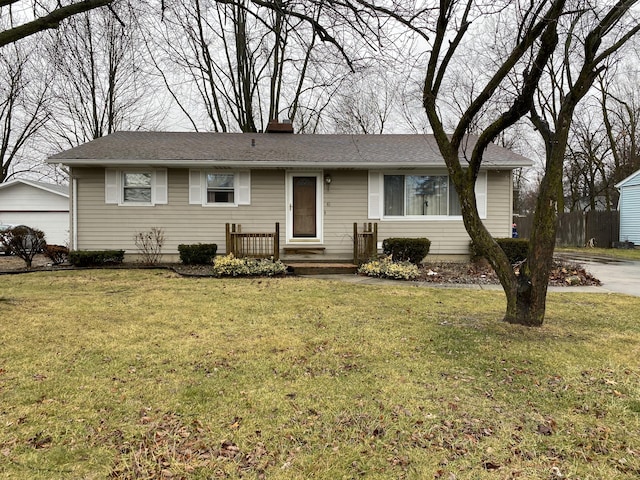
top-left (212, 254), bottom-right (287, 277)
top-left (358, 256), bottom-right (419, 280)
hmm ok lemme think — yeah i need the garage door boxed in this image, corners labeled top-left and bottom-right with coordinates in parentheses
top-left (0, 212), bottom-right (69, 245)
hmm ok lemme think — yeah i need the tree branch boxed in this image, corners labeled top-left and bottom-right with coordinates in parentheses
top-left (451, 0), bottom-right (567, 149)
top-left (0, 0), bottom-right (114, 47)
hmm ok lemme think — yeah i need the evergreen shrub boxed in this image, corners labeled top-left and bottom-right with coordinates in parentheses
top-left (68, 250), bottom-right (125, 267)
top-left (43, 244), bottom-right (69, 265)
top-left (382, 237), bottom-right (431, 265)
top-left (470, 238), bottom-right (529, 264)
top-left (178, 243), bottom-right (218, 265)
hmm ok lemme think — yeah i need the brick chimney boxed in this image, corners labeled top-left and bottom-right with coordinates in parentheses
top-left (265, 118), bottom-right (294, 133)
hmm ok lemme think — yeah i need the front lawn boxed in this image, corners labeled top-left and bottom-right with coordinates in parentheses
top-left (1, 270), bottom-right (639, 479)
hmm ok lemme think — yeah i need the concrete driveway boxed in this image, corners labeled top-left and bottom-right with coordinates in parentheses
top-left (557, 253), bottom-right (640, 297)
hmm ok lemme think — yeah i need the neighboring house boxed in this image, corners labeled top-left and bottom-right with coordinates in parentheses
top-left (47, 127), bottom-right (531, 261)
top-left (615, 169), bottom-right (640, 245)
top-left (0, 179), bottom-right (69, 245)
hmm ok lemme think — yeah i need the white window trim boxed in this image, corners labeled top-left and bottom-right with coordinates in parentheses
top-left (189, 169), bottom-right (251, 207)
top-left (105, 168), bottom-right (168, 206)
top-left (368, 170), bottom-right (487, 221)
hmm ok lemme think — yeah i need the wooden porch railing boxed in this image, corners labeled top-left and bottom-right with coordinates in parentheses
top-left (353, 222), bottom-right (378, 264)
top-left (225, 223), bottom-right (280, 260)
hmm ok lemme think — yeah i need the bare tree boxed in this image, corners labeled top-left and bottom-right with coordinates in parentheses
top-left (517, 1), bottom-right (640, 325)
top-left (328, 68), bottom-right (399, 134)
top-left (554, 58), bottom-right (640, 214)
top-left (298, 0), bottom-right (638, 325)
top-left (147, 0), bottom-right (352, 132)
top-left (564, 106), bottom-right (614, 212)
top-left (44, 1), bottom-right (159, 150)
top-left (600, 70), bottom-right (640, 190)
top-left (0, 42), bottom-right (49, 182)
top-left (0, 0), bottom-right (115, 47)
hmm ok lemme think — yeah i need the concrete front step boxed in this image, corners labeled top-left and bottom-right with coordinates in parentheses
top-left (287, 262), bottom-right (358, 275)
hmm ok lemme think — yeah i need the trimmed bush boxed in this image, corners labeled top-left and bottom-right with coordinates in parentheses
top-left (497, 238), bottom-right (529, 264)
top-left (68, 250), bottom-right (125, 267)
top-left (358, 256), bottom-right (419, 280)
top-left (0, 225), bottom-right (46, 268)
top-left (382, 237), bottom-right (431, 265)
top-left (469, 241), bottom-right (483, 262)
top-left (212, 254), bottom-right (287, 277)
top-left (43, 244), bottom-right (69, 265)
top-left (178, 243), bottom-right (218, 265)
top-left (470, 238), bottom-right (529, 264)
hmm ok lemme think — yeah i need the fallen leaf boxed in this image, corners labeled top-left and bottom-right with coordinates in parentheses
top-left (537, 424), bottom-right (553, 436)
top-left (482, 460), bottom-right (501, 470)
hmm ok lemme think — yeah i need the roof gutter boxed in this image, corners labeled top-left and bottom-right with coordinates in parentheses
top-left (47, 159), bottom-right (531, 170)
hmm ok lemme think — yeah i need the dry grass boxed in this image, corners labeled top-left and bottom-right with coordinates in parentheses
top-left (1, 270), bottom-right (639, 479)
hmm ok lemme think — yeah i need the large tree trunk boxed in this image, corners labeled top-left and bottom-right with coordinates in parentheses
top-left (456, 161), bottom-right (560, 327)
top-left (456, 180), bottom-right (522, 323)
top-left (511, 127), bottom-right (566, 326)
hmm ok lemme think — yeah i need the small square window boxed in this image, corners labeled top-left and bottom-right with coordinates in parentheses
top-left (123, 172), bottom-right (152, 203)
top-left (206, 173), bottom-right (235, 204)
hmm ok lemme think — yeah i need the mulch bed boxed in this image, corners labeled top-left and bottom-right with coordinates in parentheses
top-left (1, 254), bottom-right (601, 286)
top-left (414, 259), bottom-right (601, 287)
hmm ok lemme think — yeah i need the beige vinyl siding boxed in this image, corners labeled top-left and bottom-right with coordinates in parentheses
top-left (321, 170), bottom-right (512, 257)
top-left (485, 170), bottom-right (513, 239)
top-left (324, 170), bottom-right (512, 257)
top-left (322, 170), bottom-right (369, 256)
top-left (73, 167), bottom-right (286, 254)
top-left (73, 167), bottom-right (513, 259)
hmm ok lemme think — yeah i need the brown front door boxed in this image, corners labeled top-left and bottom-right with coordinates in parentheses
top-left (292, 176), bottom-right (317, 237)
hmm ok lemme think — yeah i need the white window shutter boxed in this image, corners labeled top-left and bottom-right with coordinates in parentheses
top-left (189, 170), bottom-right (202, 205)
top-left (153, 168), bottom-right (168, 204)
top-left (475, 171), bottom-right (487, 219)
top-left (105, 169), bottom-right (119, 204)
top-left (237, 171), bottom-right (251, 205)
top-left (368, 171), bottom-right (381, 219)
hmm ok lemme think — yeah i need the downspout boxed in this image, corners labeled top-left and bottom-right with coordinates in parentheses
top-left (509, 170), bottom-right (514, 237)
top-left (72, 176), bottom-right (78, 250)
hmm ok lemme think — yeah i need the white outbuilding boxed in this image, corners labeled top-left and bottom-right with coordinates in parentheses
top-left (616, 169), bottom-right (640, 245)
top-left (0, 179), bottom-right (69, 245)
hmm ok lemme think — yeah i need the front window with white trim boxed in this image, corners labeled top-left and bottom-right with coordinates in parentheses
top-left (383, 174), bottom-right (462, 217)
top-left (189, 169), bottom-right (251, 207)
top-left (368, 170), bottom-right (487, 220)
top-left (206, 173), bottom-right (235, 204)
top-left (105, 168), bottom-right (168, 206)
top-left (123, 172), bottom-right (152, 203)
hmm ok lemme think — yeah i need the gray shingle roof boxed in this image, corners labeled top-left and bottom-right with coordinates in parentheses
top-left (48, 131), bottom-right (531, 168)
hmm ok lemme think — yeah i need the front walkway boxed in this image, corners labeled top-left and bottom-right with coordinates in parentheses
top-left (555, 253), bottom-right (640, 297)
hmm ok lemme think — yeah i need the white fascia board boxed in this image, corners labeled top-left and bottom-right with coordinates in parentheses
top-left (615, 169), bottom-right (640, 189)
top-left (0, 179), bottom-right (69, 198)
top-left (47, 158), bottom-right (530, 170)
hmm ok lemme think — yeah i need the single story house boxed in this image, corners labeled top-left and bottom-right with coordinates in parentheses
top-left (0, 179), bottom-right (69, 245)
top-left (615, 168), bottom-right (640, 245)
top-left (47, 126), bottom-right (531, 262)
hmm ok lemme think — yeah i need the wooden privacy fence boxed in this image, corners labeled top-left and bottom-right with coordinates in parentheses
top-left (515, 210), bottom-right (620, 248)
top-left (353, 222), bottom-right (378, 264)
top-left (225, 223), bottom-right (280, 260)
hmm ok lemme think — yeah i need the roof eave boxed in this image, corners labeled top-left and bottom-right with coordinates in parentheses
top-left (0, 179), bottom-right (69, 198)
top-left (48, 158), bottom-right (531, 169)
top-left (615, 168), bottom-right (640, 189)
